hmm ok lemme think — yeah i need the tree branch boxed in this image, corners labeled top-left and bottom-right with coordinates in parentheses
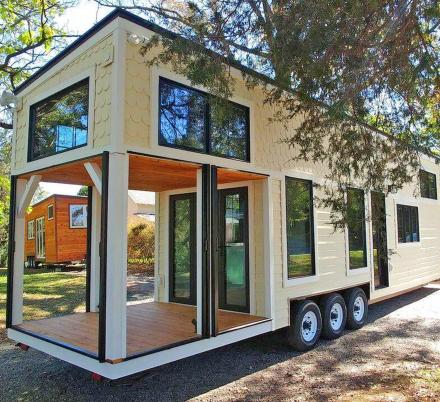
top-left (0, 121), bottom-right (13, 130)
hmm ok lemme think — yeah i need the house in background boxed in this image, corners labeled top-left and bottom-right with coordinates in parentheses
top-left (127, 190), bottom-right (155, 223)
top-left (25, 191), bottom-right (156, 267)
top-left (25, 194), bottom-right (88, 267)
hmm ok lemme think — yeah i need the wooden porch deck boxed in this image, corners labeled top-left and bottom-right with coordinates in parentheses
top-left (16, 302), bottom-right (266, 358)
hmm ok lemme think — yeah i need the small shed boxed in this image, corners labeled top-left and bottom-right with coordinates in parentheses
top-left (25, 194), bottom-right (88, 266)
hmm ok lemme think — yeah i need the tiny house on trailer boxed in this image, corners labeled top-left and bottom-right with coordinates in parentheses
top-left (25, 194), bottom-right (88, 267)
top-left (6, 9), bottom-right (440, 380)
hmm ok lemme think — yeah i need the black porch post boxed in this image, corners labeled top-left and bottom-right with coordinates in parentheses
top-left (6, 175), bottom-right (17, 328)
top-left (98, 152), bottom-right (109, 362)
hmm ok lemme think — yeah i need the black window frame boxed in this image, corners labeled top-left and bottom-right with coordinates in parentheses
top-left (285, 176), bottom-right (316, 279)
top-left (397, 204), bottom-right (420, 243)
top-left (419, 170), bottom-right (437, 200)
top-left (346, 187), bottom-right (368, 270)
top-left (158, 77), bottom-right (250, 162)
top-left (28, 78), bottom-right (90, 162)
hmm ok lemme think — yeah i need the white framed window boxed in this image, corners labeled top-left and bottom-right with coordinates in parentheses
top-left (35, 217), bottom-right (45, 258)
top-left (69, 204), bottom-right (87, 228)
top-left (47, 204), bottom-right (54, 220)
top-left (27, 220), bottom-right (35, 240)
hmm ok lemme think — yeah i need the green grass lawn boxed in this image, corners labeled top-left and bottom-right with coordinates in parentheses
top-left (0, 268), bottom-right (86, 335)
top-left (349, 249), bottom-right (367, 269)
top-left (288, 254), bottom-right (313, 277)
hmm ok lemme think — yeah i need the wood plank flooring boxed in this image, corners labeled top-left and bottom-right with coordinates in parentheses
top-left (17, 302), bottom-right (267, 358)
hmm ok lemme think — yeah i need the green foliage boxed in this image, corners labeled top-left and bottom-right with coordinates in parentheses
top-left (0, 0), bottom-right (77, 267)
top-left (100, 0), bottom-right (440, 227)
top-left (77, 186), bottom-right (89, 196)
top-left (0, 0), bottom-right (77, 89)
top-left (127, 222), bottom-right (155, 271)
top-left (0, 177), bottom-right (10, 267)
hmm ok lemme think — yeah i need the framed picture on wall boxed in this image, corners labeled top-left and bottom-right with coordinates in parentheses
top-left (69, 205), bottom-right (87, 228)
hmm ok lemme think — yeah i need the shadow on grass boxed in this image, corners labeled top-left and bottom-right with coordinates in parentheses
top-left (0, 268), bottom-right (86, 326)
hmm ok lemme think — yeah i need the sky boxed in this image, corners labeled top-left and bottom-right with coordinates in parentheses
top-left (57, 1), bottom-right (113, 36)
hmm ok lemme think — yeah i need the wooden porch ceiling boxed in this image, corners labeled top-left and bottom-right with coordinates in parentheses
top-left (18, 154), bottom-right (267, 191)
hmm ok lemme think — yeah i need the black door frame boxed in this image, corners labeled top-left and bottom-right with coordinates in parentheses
top-left (217, 186), bottom-right (250, 314)
top-left (371, 191), bottom-right (389, 289)
top-left (169, 192), bottom-right (197, 305)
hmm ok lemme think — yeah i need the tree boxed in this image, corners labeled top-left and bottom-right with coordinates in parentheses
top-left (77, 186), bottom-right (88, 196)
top-left (0, 176), bottom-right (10, 266)
top-left (97, 0), bottom-right (440, 227)
top-left (0, 1), bottom-right (78, 266)
top-left (1, 0), bottom-right (78, 131)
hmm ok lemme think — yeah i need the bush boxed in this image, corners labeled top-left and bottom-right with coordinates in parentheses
top-left (127, 221), bottom-right (155, 275)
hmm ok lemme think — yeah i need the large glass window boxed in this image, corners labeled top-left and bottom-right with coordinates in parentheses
top-left (159, 77), bottom-right (250, 161)
top-left (347, 188), bottom-right (367, 269)
top-left (397, 204), bottom-right (419, 243)
top-left (420, 170), bottom-right (437, 199)
top-left (29, 79), bottom-right (89, 161)
top-left (159, 79), bottom-right (206, 151)
top-left (285, 177), bottom-right (315, 279)
top-left (210, 102), bottom-right (249, 160)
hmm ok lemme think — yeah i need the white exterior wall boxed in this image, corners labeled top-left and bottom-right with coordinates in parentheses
top-left (12, 16), bottom-right (440, 334)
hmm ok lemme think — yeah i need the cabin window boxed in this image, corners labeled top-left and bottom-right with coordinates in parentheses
top-left (397, 204), bottom-right (419, 243)
top-left (69, 205), bottom-right (87, 228)
top-left (159, 77), bottom-right (250, 161)
top-left (47, 204), bottom-right (54, 220)
top-left (347, 188), bottom-right (367, 269)
top-left (419, 170), bottom-right (437, 199)
top-left (27, 220), bottom-right (35, 240)
top-left (285, 177), bottom-right (315, 279)
top-left (28, 79), bottom-right (89, 161)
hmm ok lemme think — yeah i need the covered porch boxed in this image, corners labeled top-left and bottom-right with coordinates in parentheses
top-left (7, 151), bottom-right (273, 364)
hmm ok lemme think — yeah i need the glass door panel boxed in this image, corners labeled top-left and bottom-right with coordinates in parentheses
top-left (371, 191), bottom-right (389, 289)
top-left (218, 187), bottom-right (249, 313)
top-left (169, 193), bottom-right (197, 305)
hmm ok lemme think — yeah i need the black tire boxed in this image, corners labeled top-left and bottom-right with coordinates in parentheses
top-left (287, 300), bottom-right (322, 352)
top-left (344, 287), bottom-right (368, 330)
top-left (320, 293), bottom-right (347, 339)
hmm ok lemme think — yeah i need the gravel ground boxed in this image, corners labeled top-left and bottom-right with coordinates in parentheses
top-left (1, 283), bottom-right (439, 402)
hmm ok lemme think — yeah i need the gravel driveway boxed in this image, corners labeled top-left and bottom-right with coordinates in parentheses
top-left (1, 283), bottom-right (439, 401)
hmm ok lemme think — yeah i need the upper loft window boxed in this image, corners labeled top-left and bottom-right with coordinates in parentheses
top-left (420, 170), bottom-right (437, 199)
top-left (159, 77), bottom-right (250, 162)
top-left (28, 79), bottom-right (89, 161)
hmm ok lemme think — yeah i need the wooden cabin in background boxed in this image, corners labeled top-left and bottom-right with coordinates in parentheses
top-left (25, 194), bottom-right (88, 266)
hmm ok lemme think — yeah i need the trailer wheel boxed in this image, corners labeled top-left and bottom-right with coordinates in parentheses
top-left (287, 300), bottom-right (322, 352)
top-left (320, 293), bottom-right (347, 339)
top-left (344, 287), bottom-right (368, 330)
